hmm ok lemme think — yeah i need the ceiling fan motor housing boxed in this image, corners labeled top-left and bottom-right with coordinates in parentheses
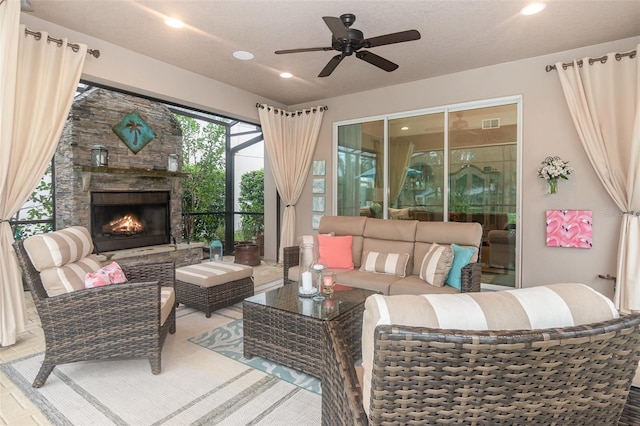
top-left (332, 28), bottom-right (364, 55)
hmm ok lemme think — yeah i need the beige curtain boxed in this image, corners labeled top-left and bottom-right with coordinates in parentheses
top-left (389, 141), bottom-right (414, 207)
top-left (555, 45), bottom-right (639, 314)
top-left (0, 13), bottom-right (87, 345)
top-left (257, 104), bottom-right (325, 262)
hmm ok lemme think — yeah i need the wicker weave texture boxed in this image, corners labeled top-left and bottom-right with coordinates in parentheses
top-left (620, 386), bottom-right (640, 426)
top-left (243, 285), bottom-right (369, 378)
top-left (322, 314), bottom-right (640, 425)
top-left (283, 245), bottom-right (299, 284)
top-left (176, 276), bottom-right (254, 317)
top-left (13, 240), bottom-right (176, 388)
top-left (322, 321), bottom-right (369, 426)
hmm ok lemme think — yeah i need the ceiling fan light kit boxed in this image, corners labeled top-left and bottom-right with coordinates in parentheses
top-left (275, 13), bottom-right (421, 77)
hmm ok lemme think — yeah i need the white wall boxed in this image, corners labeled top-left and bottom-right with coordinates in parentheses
top-left (291, 36), bottom-right (640, 297)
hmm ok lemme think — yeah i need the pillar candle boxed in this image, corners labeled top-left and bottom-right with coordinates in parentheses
top-left (301, 271), bottom-right (313, 291)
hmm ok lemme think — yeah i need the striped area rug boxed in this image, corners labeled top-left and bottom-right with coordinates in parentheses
top-left (189, 319), bottom-right (321, 394)
top-left (1, 279), bottom-right (321, 425)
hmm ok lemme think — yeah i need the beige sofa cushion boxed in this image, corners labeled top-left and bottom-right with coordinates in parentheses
top-left (23, 226), bottom-right (94, 271)
top-left (39, 254), bottom-right (103, 297)
top-left (388, 208), bottom-right (410, 219)
top-left (176, 261), bottom-right (253, 287)
top-left (363, 217), bottom-right (417, 242)
top-left (160, 287), bottom-right (175, 326)
top-left (333, 269), bottom-right (398, 295)
top-left (388, 275), bottom-right (459, 295)
top-left (361, 283), bottom-right (619, 416)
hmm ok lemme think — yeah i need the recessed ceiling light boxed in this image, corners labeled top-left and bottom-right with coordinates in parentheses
top-left (164, 17), bottom-right (184, 28)
top-left (520, 2), bottom-right (546, 15)
top-left (280, 72), bottom-right (293, 79)
top-left (233, 50), bottom-right (254, 60)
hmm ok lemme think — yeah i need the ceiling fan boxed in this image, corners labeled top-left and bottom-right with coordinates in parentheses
top-left (275, 13), bottom-right (421, 77)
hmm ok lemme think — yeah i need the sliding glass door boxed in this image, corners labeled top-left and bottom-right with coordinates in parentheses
top-left (335, 98), bottom-right (520, 287)
top-left (336, 120), bottom-right (384, 218)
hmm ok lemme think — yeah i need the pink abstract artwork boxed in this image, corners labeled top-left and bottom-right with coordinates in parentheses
top-left (546, 210), bottom-right (592, 248)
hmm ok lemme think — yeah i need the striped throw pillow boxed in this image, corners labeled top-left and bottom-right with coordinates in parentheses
top-left (359, 283), bottom-right (619, 415)
top-left (418, 243), bottom-right (453, 287)
top-left (360, 251), bottom-right (410, 277)
top-left (39, 255), bottom-right (103, 296)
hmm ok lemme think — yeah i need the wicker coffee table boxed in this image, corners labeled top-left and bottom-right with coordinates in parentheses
top-left (243, 284), bottom-right (377, 378)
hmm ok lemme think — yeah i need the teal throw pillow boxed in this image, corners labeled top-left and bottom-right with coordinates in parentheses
top-left (445, 243), bottom-right (475, 290)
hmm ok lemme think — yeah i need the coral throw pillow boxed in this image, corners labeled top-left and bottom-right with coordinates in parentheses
top-left (85, 261), bottom-right (128, 288)
top-left (317, 234), bottom-right (354, 270)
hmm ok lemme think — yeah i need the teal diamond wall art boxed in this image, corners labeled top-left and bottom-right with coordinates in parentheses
top-left (112, 110), bottom-right (156, 154)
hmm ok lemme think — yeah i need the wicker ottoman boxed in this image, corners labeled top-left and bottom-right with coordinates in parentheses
top-left (175, 262), bottom-right (254, 317)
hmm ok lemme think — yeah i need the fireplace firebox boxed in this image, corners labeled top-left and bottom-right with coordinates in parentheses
top-left (91, 191), bottom-right (171, 252)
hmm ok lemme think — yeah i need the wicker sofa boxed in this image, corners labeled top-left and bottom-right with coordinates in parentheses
top-left (284, 216), bottom-right (483, 295)
top-left (13, 226), bottom-right (176, 387)
top-left (321, 283), bottom-right (640, 425)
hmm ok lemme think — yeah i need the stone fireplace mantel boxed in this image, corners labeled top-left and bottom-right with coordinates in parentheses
top-left (77, 166), bottom-right (189, 191)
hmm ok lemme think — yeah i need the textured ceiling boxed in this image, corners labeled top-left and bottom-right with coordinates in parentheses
top-left (23, 0), bottom-right (640, 106)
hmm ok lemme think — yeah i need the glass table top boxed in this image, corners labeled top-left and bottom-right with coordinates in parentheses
top-left (244, 283), bottom-right (378, 321)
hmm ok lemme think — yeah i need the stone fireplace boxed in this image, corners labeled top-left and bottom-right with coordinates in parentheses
top-left (55, 87), bottom-right (188, 257)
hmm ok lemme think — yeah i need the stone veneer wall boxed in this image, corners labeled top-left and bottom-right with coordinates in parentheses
top-left (55, 87), bottom-right (185, 243)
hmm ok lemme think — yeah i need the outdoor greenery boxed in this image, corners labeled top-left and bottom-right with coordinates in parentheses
top-left (11, 165), bottom-right (53, 240)
top-left (176, 114), bottom-right (227, 242)
top-left (176, 114), bottom-right (264, 244)
top-left (238, 169), bottom-right (264, 241)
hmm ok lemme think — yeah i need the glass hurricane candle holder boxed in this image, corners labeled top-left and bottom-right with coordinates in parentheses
top-left (299, 241), bottom-right (318, 297)
top-left (322, 272), bottom-right (336, 296)
top-left (312, 258), bottom-right (328, 302)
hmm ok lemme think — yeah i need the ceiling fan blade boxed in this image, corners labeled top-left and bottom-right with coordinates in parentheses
top-left (319, 54), bottom-right (344, 77)
top-left (275, 47), bottom-right (333, 54)
top-left (356, 51), bottom-right (398, 72)
top-left (322, 16), bottom-right (349, 40)
top-left (363, 30), bottom-right (421, 48)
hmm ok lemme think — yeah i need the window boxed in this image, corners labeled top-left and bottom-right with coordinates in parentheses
top-left (335, 97), bottom-right (520, 287)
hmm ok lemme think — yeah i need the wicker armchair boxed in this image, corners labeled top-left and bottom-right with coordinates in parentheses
top-left (13, 238), bottom-right (176, 388)
top-left (322, 306), bottom-right (640, 425)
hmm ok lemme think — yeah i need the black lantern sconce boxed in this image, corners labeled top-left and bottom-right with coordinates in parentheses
top-left (91, 145), bottom-right (108, 167)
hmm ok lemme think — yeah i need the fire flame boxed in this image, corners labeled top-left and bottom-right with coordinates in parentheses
top-left (104, 214), bottom-right (143, 234)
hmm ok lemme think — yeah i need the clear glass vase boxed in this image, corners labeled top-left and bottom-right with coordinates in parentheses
top-left (548, 178), bottom-right (558, 194)
top-left (299, 242), bottom-right (318, 297)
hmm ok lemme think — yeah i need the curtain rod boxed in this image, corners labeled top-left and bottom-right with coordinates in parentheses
top-left (545, 49), bottom-right (635, 72)
top-left (24, 28), bottom-right (100, 58)
top-left (256, 103), bottom-right (327, 115)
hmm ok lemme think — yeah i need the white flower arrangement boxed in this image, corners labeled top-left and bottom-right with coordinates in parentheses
top-left (537, 156), bottom-right (573, 181)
